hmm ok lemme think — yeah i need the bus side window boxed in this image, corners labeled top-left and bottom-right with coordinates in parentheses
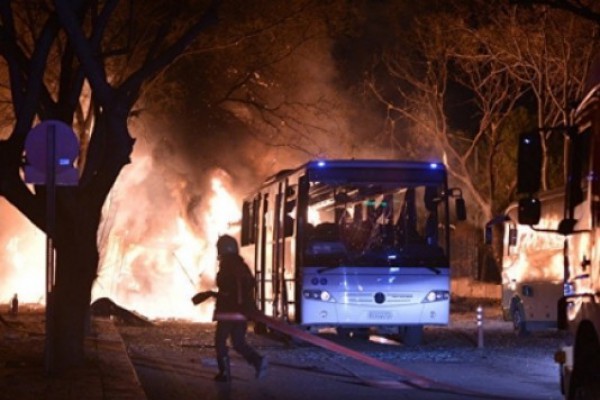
top-left (284, 184), bottom-right (297, 238)
top-left (395, 188), bottom-right (421, 244)
top-left (284, 199), bottom-right (295, 237)
top-left (506, 223), bottom-right (518, 257)
top-left (241, 200), bottom-right (254, 245)
top-left (424, 186), bottom-right (439, 245)
top-left (425, 214), bottom-right (437, 245)
top-left (262, 195), bottom-right (270, 235)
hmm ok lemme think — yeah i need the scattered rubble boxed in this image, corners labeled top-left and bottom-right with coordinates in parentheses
top-left (91, 297), bottom-right (154, 326)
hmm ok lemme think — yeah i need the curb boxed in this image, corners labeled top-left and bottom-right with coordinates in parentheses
top-left (88, 317), bottom-right (147, 400)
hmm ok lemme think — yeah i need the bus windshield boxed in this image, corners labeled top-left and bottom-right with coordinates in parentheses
top-left (304, 181), bottom-right (449, 269)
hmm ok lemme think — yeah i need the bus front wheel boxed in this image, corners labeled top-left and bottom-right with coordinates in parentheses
top-left (337, 328), bottom-right (369, 339)
top-left (401, 325), bottom-right (423, 346)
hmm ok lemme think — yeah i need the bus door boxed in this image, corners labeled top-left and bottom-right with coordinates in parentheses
top-left (272, 184), bottom-right (284, 319)
top-left (294, 175), bottom-right (309, 324)
top-left (271, 179), bottom-right (298, 321)
top-left (255, 193), bottom-right (269, 314)
top-left (241, 196), bottom-right (264, 311)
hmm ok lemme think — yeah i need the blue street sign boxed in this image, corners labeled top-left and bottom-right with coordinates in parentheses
top-left (24, 120), bottom-right (79, 186)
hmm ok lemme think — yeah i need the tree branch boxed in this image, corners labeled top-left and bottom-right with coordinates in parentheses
top-left (118, 0), bottom-right (220, 108)
top-left (512, 0), bottom-right (600, 25)
top-left (54, 0), bottom-right (114, 106)
top-left (8, 12), bottom-right (60, 152)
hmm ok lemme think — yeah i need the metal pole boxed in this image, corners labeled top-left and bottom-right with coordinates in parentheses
top-left (45, 124), bottom-right (57, 375)
top-left (477, 304), bottom-right (484, 349)
top-left (172, 251), bottom-right (197, 288)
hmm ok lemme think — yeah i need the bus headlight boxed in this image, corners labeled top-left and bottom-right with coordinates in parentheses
top-left (422, 290), bottom-right (449, 303)
top-left (564, 282), bottom-right (574, 296)
top-left (303, 289), bottom-right (335, 302)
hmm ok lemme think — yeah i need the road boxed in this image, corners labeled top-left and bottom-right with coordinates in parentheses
top-left (119, 306), bottom-right (564, 400)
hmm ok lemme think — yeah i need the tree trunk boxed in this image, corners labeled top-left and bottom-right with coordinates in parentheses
top-left (50, 217), bottom-right (99, 372)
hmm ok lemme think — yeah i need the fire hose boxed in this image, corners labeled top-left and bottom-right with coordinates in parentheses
top-left (192, 291), bottom-right (509, 398)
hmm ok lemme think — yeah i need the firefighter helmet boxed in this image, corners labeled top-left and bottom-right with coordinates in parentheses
top-left (216, 235), bottom-right (239, 256)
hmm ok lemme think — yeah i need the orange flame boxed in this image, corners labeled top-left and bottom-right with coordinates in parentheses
top-left (92, 171), bottom-right (242, 321)
top-left (0, 198), bottom-right (45, 306)
top-left (1, 150), bottom-right (242, 321)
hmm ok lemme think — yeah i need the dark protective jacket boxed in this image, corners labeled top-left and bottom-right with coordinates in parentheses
top-left (213, 254), bottom-right (256, 320)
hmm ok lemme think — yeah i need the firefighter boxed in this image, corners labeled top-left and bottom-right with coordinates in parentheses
top-left (212, 234), bottom-right (267, 382)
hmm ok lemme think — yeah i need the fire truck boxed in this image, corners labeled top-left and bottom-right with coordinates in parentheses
top-left (516, 65), bottom-right (600, 398)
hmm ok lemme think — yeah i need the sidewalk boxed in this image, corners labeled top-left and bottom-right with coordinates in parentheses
top-left (88, 317), bottom-right (148, 400)
top-left (0, 310), bottom-right (146, 400)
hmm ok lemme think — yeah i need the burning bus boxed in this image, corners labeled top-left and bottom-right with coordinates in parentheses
top-left (516, 63), bottom-right (600, 398)
top-left (239, 159), bottom-right (466, 345)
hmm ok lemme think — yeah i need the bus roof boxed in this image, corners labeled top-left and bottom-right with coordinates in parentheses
top-left (262, 159), bottom-right (446, 186)
top-left (306, 159), bottom-right (444, 170)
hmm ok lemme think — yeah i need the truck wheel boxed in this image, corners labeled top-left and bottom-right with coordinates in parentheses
top-left (569, 362), bottom-right (600, 400)
top-left (511, 302), bottom-right (528, 337)
top-left (569, 325), bottom-right (600, 400)
top-left (571, 384), bottom-right (600, 400)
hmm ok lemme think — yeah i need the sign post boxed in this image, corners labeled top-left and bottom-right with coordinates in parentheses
top-left (24, 120), bottom-right (79, 375)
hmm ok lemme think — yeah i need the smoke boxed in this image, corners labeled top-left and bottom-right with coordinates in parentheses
top-left (197, 37), bottom-right (392, 184)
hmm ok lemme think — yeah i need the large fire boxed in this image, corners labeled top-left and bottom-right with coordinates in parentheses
top-left (0, 203), bottom-right (45, 305)
top-left (92, 172), bottom-right (242, 322)
top-left (1, 158), bottom-right (242, 322)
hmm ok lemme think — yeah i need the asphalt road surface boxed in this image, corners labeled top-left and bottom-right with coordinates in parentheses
top-left (119, 306), bottom-right (564, 400)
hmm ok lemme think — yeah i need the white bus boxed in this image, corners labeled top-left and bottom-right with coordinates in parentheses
top-left (499, 191), bottom-right (565, 336)
top-left (240, 159), bottom-right (466, 344)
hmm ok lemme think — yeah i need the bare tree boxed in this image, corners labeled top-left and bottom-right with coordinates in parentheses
top-left (366, 1), bottom-right (598, 223)
top-left (0, 0), bottom-right (219, 373)
top-left (511, 0), bottom-right (600, 25)
top-left (367, 3), bottom-right (526, 223)
top-left (490, 7), bottom-right (598, 189)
